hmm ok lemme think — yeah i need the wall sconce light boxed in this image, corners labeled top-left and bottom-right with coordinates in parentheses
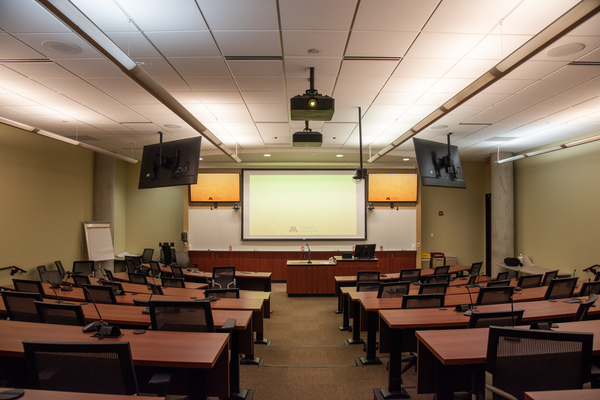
top-left (233, 203), bottom-right (240, 210)
top-left (390, 202), bottom-right (395, 209)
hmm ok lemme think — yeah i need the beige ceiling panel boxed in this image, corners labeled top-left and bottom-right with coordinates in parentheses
top-left (346, 31), bottom-right (418, 58)
top-left (282, 31), bottom-right (348, 58)
top-left (236, 76), bottom-right (285, 92)
top-left (284, 57), bottom-right (342, 77)
top-left (227, 60), bottom-right (284, 77)
top-left (186, 76), bottom-right (238, 92)
top-left (353, 0), bottom-right (440, 32)
top-left (242, 91), bottom-right (287, 105)
top-left (145, 31), bottom-right (219, 57)
top-left (212, 31), bottom-right (281, 57)
top-left (0, 33), bottom-right (46, 59)
top-left (407, 33), bottom-right (485, 59)
top-left (0, 0), bottom-right (70, 33)
top-left (279, 0), bottom-right (358, 30)
top-left (499, 0), bottom-right (580, 35)
top-left (382, 77), bottom-right (437, 93)
top-left (55, 58), bottom-right (124, 78)
top-left (116, 0), bottom-right (208, 31)
top-left (169, 57), bottom-right (230, 76)
top-left (195, 91), bottom-right (243, 104)
top-left (107, 32), bottom-right (162, 59)
top-left (198, 0), bottom-right (279, 30)
top-left (424, 0), bottom-right (521, 34)
top-left (339, 60), bottom-right (398, 77)
top-left (335, 76), bottom-right (388, 93)
top-left (13, 32), bottom-right (103, 60)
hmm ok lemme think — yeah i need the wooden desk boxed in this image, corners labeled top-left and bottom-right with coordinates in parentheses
top-left (153, 267), bottom-right (273, 292)
top-left (416, 320), bottom-right (600, 400)
top-left (0, 388), bottom-right (164, 400)
top-left (286, 259), bottom-right (337, 295)
top-left (524, 389), bottom-right (600, 400)
top-left (0, 320), bottom-right (229, 400)
top-left (376, 301), bottom-right (600, 399)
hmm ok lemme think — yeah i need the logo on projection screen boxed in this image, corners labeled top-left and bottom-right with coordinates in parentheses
top-left (289, 227), bottom-right (298, 232)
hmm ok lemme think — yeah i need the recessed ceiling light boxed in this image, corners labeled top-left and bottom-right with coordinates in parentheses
top-left (430, 125), bottom-right (448, 130)
top-left (264, 154), bottom-right (271, 157)
top-left (403, 158), bottom-right (410, 161)
top-left (546, 42), bottom-right (585, 57)
top-left (199, 157), bottom-right (203, 161)
top-left (336, 154), bottom-right (343, 158)
top-left (164, 124), bottom-right (181, 129)
top-left (41, 40), bottom-right (81, 54)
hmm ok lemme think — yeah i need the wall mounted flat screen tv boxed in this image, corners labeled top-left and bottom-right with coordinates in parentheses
top-left (189, 173), bottom-right (240, 202)
top-left (368, 173), bottom-right (418, 202)
top-left (354, 243), bottom-right (376, 259)
top-left (138, 136), bottom-right (201, 189)
top-left (242, 169), bottom-right (366, 240)
top-left (413, 137), bottom-right (466, 189)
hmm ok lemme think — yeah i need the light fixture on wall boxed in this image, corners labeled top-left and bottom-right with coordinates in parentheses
top-left (496, 134), bottom-right (600, 164)
top-left (368, 202), bottom-right (374, 210)
top-left (233, 203), bottom-right (240, 210)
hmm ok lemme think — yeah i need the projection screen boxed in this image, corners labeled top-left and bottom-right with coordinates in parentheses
top-left (242, 170), bottom-right (366, 240)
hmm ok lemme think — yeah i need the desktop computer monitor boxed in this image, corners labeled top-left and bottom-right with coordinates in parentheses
top-left (354, 244), bottom-right (376, 259)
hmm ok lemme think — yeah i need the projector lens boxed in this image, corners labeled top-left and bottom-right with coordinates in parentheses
top-left (308, 98), bottom-right (317, 108)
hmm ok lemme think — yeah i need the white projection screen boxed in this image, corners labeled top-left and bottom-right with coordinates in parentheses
top-left (242, 170), bottom-right (366, 240)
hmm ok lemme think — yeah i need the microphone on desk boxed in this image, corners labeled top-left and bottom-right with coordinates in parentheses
top-left (81, 286), bottom-right (120, 338)
top-left (306, 243), bottom-right (312, 264)
top-left (50, 285), bottom-right (63, 304)
top-left (463, 285), bottom-right (478, 316)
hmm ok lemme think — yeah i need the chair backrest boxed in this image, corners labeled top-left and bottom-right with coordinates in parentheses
top-left (125, 256), bottom-right (142, 267)
top-left (124, 258), bottom-right (137, 273)
top-left (418, 282), bottom-right (449, 294)
top-left (572, 294), bottom-right (598, 321)
top-left (36, 265), bottom-right (47, 278)
top-left (595, 271), bottom-right (600, 282)
top-left (170, 265), bottom-right (184, 278)
top-left (433, 265), bottom-right (450, 275)
top-left (486, 326), bottom-right (593, 400)
top-left (23, 341), bottom-right (139, 395)
top-left (161, 244), bottom-right (174, 265)
top-left (204, 288), bottom-right (240, 299)
top-left (1, 291), bottom-right (43, 322)
top-left (356, 281), bottom-right (381, 292)
top-left (469, 262), bottom-right (483, 276)
top-left (496, 271), bottom-right (509, 281)
top-left (148, 261), bottom-right (161, 278)
top-left (429, 252), bottom-right (445, 269)
top-left (517, 273), bottom-right (543, 288)
top-left (578, 281), bottom-right (600, 296)
top-left (34, 301), bottom-right (87, 326)
top-left (39, 270), bottom-right (63, 287)
top-left (104, 269), bottom-right (115, 282)
top-left (401, 293), bottom-right (445, 309)
top-left (475, 286), bottom-right (514, 305)
top-left (357, 270), bottom-right (380, 282)
top-left (161, 277), bottom-right (186, 288)
top-left (72, 274), bottom-right (91, 288)
top-left (425, 273), bottom-right (451, 284)
top-left (141, 248), bottom-right (154, 263)
top-left (149, 299), bottom-right (215, 332)
top-left (544, 277), bottom-right (578, 300)
top-left (486, 279), bottom-right (513, 287)
top-left (467, 310), bottom-right (524, 329)
top-left (541, 269), bottom-right (559, 286)
top-left (149, 284), bottom-right (164, 295)
top-left (82, 284), bottom-right (117, 304)
top-left (101, 281), bottom-right (124, 295)
top-left (53, 261), bottom-right (66, 279)
top-left (13, 279), bottom-right (46, 297)
top-left (399, 268), bottom-right (421, 283)
top-left (212, 266), bottom-right (236, 289)
top-left (175, 251), bottom-right (190, 268)
top-left (377, 281), bottom-right (411, 298)
top-left (72, 261), bottom-right (94, 277)
top-left (128, 272), bottom-right (148, 285)
top-left (132, 298), bottom-right (149, 307)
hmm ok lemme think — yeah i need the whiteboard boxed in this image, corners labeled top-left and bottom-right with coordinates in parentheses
top-left (188, 208), bottom-right (416, 252)
top-left (83, 222), bottom-right (114, 261)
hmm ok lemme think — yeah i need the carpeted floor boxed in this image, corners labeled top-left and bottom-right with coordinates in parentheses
top-left (239, 283), bottom-right (435, 400)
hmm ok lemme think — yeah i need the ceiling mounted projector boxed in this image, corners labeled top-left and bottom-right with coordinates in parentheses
top-left (292, 121), bottom-right (322, 147)
top-left (290, 67), bottom-right (334, 121)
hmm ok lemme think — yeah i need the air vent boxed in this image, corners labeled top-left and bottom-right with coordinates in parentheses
top-left (225, 56), bottom-right (282, 61)
top-left (343, 56), bottom-right (401, 61)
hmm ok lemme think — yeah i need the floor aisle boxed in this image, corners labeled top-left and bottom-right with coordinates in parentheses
top-left (239, 283), bottom-right (434, 400)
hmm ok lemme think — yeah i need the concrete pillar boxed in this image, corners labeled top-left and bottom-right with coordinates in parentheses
top-left (93, 153), bottom-right (115, 277)
top-left (490, 152), bottom-right (514, 277)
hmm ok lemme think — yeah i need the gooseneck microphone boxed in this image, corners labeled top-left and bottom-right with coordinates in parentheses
top-left (464, 285), bottom-right (478, 316)
top-left (306, 243), bottom-right (312, 264)
top-left (82, 285), bottom-right (108, 334)
top-left (50, 285), bottom-right (63, 303)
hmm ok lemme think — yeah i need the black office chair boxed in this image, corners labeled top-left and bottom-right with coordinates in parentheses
top-left (161, 277), bottom-right (186, 288)
top-left (23, 341), bottom-right (139, 395)
top-left (496, 271), bottom-right (510, 281)
top-left (141, 248), bottom-right (154, 263)
top-left (128, 272), bottom-right (149, 285)
top-left (72, 261), bottom-right (94, 277)
top-left (101, 280), bottom-right (125, 296)
top-left (356, 281), bottom-right (381, 292)
top-left (357, 270), bottom-right (380, 282)
top-left (148, 260), bottom-right (162, 278)
top-left (124, 258), bottom-right (137, 274)
top-left (53, 261), bottom-right (67, 280)
top-left (34, 301), bottom-right (87, 326)
top-left (104, 269), bottom-right (115, 282)
top-left (487, 279), bottom-right (513, 287)
top-left (82, 284), bottom-right (117, 304)
top-left (401, 293), bottom-right (445, 309)
top-left (475, 286), bottom-right (514, 305)
top-left (205, 288), bottom-right (240, 299)
top-left (485, 326), bottom-right (593, 400)
top-left (212, 266), bottom-right (237, 289)
top-left (399, 268), bottom-right (421, 283)
top-left (149, 299), bottom-right (235, 333)
top-left (433, 265), bottom-right (450, 275)
top-left (595, 271), bottom-right (600, 282)
top-left (579, 281), bottom-right (600, 296)
top-left (39, 270), bottom-right (63, 287)
top-left (161, 244), bottom-right (174, 265)
top-left (418, 282), bottom-right (449, 294)
top-left (572, 294), bottom-right (598, 321)
top-left (467, 310), bottom-right (524, 329)
top-left (377, 281), bottom-right (411, 298)
top-left (170, 265), bottom-right (185, 279)
top-left (543, 277), bottom-right (578, 300)
top-left (1, 291), bottom-right (43, 322)
top-left (517, 274), bottom-right (543, 288)
top-left (72, 274), bottom-right (91, 288)
top-left (469, 262), bottom-right (483, 276)
top-left (429, 252), bottom-right (446, 269)
top-left (36, 265), bottom-right (47, 279)
top-left (12, 278), bottom-right (46, 297)
top-left (149, 284), bottom-right (164, 295)
top-left (425, 273), bottom-right (451, 284)
top-left (174, 251), bottom-right (190, 268)
top-left (541, 269), bottom-right (559, 286)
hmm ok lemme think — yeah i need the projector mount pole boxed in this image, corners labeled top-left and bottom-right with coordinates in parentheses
top-left (158, 131), bottom-right (163, 167)
top-left (359, 107), bottom-right (363, 178)
top-left (307, 67), bottom-right (317, 95)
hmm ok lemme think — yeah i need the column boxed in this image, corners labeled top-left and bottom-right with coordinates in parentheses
top-left (490, 152), bottom-right (514, 277)
top-left (93, 153), bottom-right (115, 277)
